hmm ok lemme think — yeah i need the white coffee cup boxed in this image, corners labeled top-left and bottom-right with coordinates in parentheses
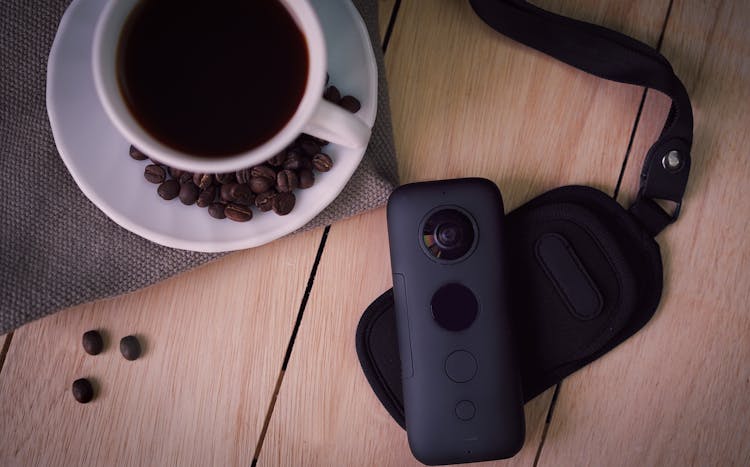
top-left (92, 0), bottom-right (371, 174)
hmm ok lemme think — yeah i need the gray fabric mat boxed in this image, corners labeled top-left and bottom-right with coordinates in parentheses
top-left (0, 0), bottom-right (398, 334)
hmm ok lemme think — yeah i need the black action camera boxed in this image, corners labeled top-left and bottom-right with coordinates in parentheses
top-left (386, 178), bottom-right (525, 465)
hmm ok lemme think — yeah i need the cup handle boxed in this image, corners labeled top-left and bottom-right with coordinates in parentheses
top-left (302, 100), bottom-right (371, 149)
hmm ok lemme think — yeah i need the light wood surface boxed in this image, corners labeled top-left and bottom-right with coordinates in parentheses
top-left (258, 0), bottom-right (674, 466)
top-left (0, 230), bottom-right (322, 466)
top-left (3, 0), bottom-right (750, 465)
top-left (538, 1), bottom-right (750, 465)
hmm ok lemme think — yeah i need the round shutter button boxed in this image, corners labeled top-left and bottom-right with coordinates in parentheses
top-left (455, 400), bottom-right (476, 421)
top-left (445, 350), bottom-right (477, 383)
top-left (431, 283), bottom-right (478, 331)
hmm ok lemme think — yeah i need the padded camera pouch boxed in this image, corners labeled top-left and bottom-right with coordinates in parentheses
top-left (356, 186), bottom-right (663, 428)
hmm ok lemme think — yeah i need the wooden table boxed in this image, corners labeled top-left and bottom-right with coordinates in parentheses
top-left (2, 0), bottom-right (749, 465)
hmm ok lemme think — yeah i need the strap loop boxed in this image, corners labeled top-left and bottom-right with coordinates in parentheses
top-left (468, 0), bottom-right (694, 234)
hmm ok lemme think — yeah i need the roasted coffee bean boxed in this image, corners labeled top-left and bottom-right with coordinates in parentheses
top-left (276, 169), bottom-right (299, 192)
top-left (235, 168), bottom-right (252, 184)
top-left (179, 172), bottom-right (194, 184)
top-left (214, 172), bottom-right (236, 184)
top-left (300, 139), bottom-right (321, 156)
top-left (120, 335), bottom-right (142, 361)
top-left (179, 181), bottom-right (199, 205)
top-left (283, 150), bottom-right (306, 170)
top-left (249, 176), bottom-right (274, 194)
top-left (197, 185), bottom-right (216, 208)
top-left (255, 191), bottom-right (276, 212)
top-left (129, 145), bottom-right (148, 161)
top-left (324, 85), bottom-right (341, 102)
top-left (193, 173), bottom-right (213, 190)
top-left (208, 202), bottom-right (226, 219)
top-left (169, 167), bottom-right (185, 179)
top-left (72, 378), bottom-right (94, 403)
top-left (225, 203), bottom-right (253, 222)
top-left (267, 150), bottom-right (287, 167)
top-left (338, 95), bottom-right (362, 113)
top-left (250, 165), bottom-right (276, 181)
top-left (82, 330), bottom-right (104, 356)
top-left (231, 183), bottom-right (255, 205)
top-left (221, 183), bottom-right (237, 202)
top-left (157, 180), bottom-right (180, 200)
top-left (298, 169), bottom-right (315, 189)
top-left (273, 192), bottom-right (296, 215)
top-left (310, 136), bottom-right (329, 146)
top-left (312, 153), bottom-right (333, 172)
top-left (144, 164), bottom-right (166, 184)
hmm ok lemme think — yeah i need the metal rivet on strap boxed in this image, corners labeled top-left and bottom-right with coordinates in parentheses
top-left (662, 150), bottom-right (684, 173)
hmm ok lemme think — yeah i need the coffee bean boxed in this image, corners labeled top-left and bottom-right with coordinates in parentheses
top-left (231, 183), bottom-right (255, 205)
top-left (338, 95), bottom-right (361, 113)
top-left (273, 192), bottom-right (296, 215)
top-left (193, 173), bottom-right (213, 190)
top-left (225, 203), bottom-right (253, 222)
top-left (235, 169), bottom-right (252, 184)
top-left (197, 185), bottom-right (216, 208)
top-left (276, 169), bottom-right (299, 192)
top-left (144, 165), bottom-right (166, 184)
top-left (250, 176), bottom-right (274, 194)
top-left (72, 378), bottom-right (94, 403)
top-left (208, 202), bottom-right (226, 219)
top-left (214, 173), bottom-right (235, 184)
top-left (120, 335), bottom-right (141, 361)
top-left (129, 145), bottom-right (148, 161)
top-left (251, 165), bottom-right (276, 181)
top-left (312, 153), bottom-right (333, 172)
top-left (300, 139), bottom-right (321, 156)
top-left (169, 167), bottom-right (185, 179)
top-left (157, 180), bottom-right (180, 200)
top-left (283, 150), bottom-right (306, 170)
top-left (82, 330), bottom-right (103, 356)
top-left (255, 191), bottom-right (276, 212)
top-left (298, 169), bottom-right (315, 189)
top-left (179, 172), bottom-right (194, 184)
top-left (179, 181), bottom-right (199, 205)
top-left (221, 183), bottom-right (237, 202)
top-left (324, 85), bottom-right (341, 102)
top-left (267, 150), bottom-right (287, 167)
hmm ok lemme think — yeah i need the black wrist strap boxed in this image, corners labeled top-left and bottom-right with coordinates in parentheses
top-left (469, 0), bottom-right (694, 234)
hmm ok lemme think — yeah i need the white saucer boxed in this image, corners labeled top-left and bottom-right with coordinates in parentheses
top-left (47, 0), bottom-right (377, 252)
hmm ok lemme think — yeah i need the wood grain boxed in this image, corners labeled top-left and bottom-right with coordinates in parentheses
top-left (379, 0), bottom-right (397, 41)
top-left (0, 230), bottom-right (322, 466)
top-left (387, 0), bottom-right (669, 210)
top-left (538, 1), bottom-right (750, 465)
top-left (258, 0), bottom-right (670, 465)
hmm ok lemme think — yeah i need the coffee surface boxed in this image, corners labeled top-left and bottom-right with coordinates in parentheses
top-left (118, 0), bottom-right (309, 157)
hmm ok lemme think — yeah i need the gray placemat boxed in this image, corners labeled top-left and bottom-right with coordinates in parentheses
top-left (0, 0), bottom-right (398, 334)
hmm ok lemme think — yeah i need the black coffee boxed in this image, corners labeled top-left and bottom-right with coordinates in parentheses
top-left (117, 0), bottom-right (309, 157)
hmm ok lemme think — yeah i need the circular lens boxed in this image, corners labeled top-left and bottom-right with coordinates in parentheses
top-left (422, 209), bottom-right (475, 260)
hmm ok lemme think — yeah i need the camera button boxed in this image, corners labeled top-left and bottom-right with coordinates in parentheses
top-left (455, 400), bottom-right (476, 421)
top-left (445, 350), bottom-right (477, 383)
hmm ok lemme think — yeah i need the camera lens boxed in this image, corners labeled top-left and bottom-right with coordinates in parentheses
top-left (422, 209), bottom-right (475, 260)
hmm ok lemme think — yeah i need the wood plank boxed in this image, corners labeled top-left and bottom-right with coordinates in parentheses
top-left (379, 0), bottom-right (397, 42)
top-left (259, 0), bottom-right (669, 465)
top-left (538, 0), bottom-right (750, 465)
top-left (0, 230), bottom-right (322, 466)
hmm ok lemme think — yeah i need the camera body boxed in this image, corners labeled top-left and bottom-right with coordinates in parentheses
top-left (386, 178), bottom-right (525, 465)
